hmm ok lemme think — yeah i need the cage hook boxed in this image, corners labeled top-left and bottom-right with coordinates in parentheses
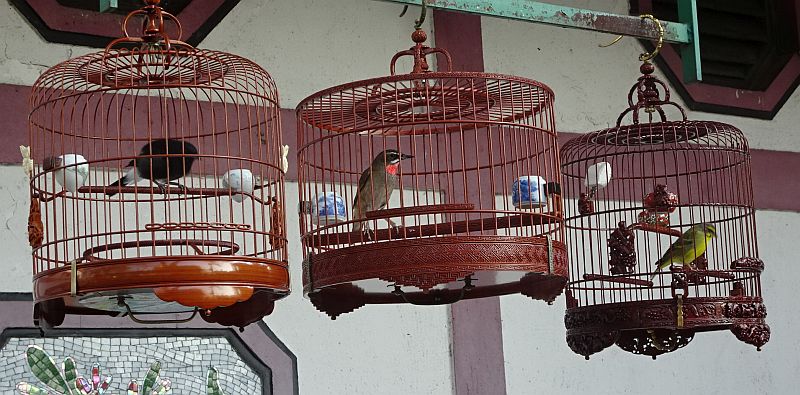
top-left (400, 1), bottom-right (427, 30)
top-left (598, 14), bottom-right (664, 63)
top-left (415, 0), bottom-right (427, 30)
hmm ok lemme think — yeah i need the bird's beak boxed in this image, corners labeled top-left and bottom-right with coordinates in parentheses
top-left (401, 153), bottom-right (413, 160)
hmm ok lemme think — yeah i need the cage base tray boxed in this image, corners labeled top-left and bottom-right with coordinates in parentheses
top-left (32, 256), bottom-right (290, 329)
top-left (564, 296), bottom-right (769, 358)
top-left (304, 235), bottom-right (568, 319)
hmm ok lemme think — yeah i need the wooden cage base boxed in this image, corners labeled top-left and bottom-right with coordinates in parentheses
top-left (32, 256), bottom-right (289, 329)
top-left (304, 235), bottom-right (569, 319)
top-left (564, 297), bottom-right (770, 359)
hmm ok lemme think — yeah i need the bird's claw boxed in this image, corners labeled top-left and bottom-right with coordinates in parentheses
top-left (386, 219), bottom-right (403, 234)
top-left (172, 183), bottom-right (188, 195)
top-left (167, 182), bottom-right (188, 195)
top-left (155, 183), bottom-right (168, 195)
top-left (156, 182), bottom-right (188, 195)
top-left (361, 227), bottom-right (375, 242)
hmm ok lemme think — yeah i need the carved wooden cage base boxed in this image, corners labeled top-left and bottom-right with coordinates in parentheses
top-left (304, 236), bottom-right (569, 319)
top-left (564, 297), bottom-right (769, 359)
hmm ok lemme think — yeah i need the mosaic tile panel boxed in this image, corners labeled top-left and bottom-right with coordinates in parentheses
top-left (0, 335), bottom-right (263, 394)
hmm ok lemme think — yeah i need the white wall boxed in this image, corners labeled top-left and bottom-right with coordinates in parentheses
top-left (202, 0), bottom-right (433, 109)
top-left (0, 166), bottom-right (35, 292)
top-left (0, 1), bottom-right (93, 86)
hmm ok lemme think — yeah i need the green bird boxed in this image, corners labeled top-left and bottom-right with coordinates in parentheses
top-left (651, 224), bottom-right (717, 280)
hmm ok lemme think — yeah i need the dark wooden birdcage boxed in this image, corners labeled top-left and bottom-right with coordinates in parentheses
top-left (560, 62), bottom-right (769, 359)
top-left (27, 0), bottom-right (288, 330)
top-left (296, 24), bottom-right (566, 319)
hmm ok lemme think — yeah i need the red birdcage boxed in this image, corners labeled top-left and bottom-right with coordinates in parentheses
top-left (27, 0), bottom-right (288, 330)
top-left (560, 61), bottom-right (769, 359)
top-left (296, 22), bottom-right (566, 319)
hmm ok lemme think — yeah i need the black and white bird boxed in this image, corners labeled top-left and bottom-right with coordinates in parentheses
top-left (352, 149), bottom-right (413, 234)
top-left (106, 138), bottom-right (199, 196)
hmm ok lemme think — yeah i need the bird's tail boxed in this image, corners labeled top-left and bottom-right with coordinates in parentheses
top-left (106, 172), bottom-right (132, 196)
top-left (650, 257), bottom-right (668, 281)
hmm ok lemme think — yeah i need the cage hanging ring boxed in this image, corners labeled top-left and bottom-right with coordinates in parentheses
top-left (415, 0), bottom-right (427, 29)
top-left (638, 14), bottom-right (664, 62)
top-left (399, 1), bottom-right (426, 29)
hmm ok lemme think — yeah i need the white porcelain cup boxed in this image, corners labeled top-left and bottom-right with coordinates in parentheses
top-left (512, 176), bottom-right (547, 209)
top-left (311, 192), bottom-right (347, 225)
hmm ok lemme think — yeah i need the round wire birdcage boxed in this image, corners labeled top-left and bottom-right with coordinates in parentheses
top-left (296, 22), bottom-right (566, 319)
top-left (27, 0), bottom-right (288, 329)
top-left (560, 61), bottom-right (769, 359)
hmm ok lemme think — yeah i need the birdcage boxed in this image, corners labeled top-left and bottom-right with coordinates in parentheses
top-left (27, 0), bottom-right (287, 330)
top-left (560, 61), bottom-right (769, 359)
top-left (296, 24), bottom-right (566, 319)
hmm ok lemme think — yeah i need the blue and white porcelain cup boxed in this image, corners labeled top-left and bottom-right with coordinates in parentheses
top-left (311, 192), bottom-right (347, 225)
top-left (512, 176), bottom-right (547, 209)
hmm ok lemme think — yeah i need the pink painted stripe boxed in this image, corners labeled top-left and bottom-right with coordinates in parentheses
top-left (432, 11), bottom-right (508, 395)
top-left (3, 83), bottom-right (797, 212)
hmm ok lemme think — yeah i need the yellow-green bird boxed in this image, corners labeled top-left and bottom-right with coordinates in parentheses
top-left (651, 224), bottom-right (717, 280)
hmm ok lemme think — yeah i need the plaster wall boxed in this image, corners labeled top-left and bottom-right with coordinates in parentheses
top-left (3, 0), bottom-right (798, 152)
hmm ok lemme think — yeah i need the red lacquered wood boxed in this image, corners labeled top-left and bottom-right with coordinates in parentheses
top-left (365, 203), bottom-right (475, 219)
top-left (309, 213), bottom-right (562, 246)
top-left (305, 236), bottom-right (567, 293)
top-left (33, 257), bottom-right (289, 304)
top-left (154, 285), bottom-right (255, 309)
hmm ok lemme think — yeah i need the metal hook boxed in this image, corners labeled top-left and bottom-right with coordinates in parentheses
top-left (598, 14), bottom-right (665, 62)
top-left (400, 1), bottom-right (427, 30)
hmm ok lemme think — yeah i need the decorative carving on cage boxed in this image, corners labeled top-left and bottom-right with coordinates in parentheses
top-left (27, 0), bottom-right (287, 330)
top-left (560, 61), bottom-right (769, 359)
top-left (296, 20), bottom-right (565, 319)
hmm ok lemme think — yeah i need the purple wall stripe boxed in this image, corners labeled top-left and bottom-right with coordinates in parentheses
top-left (432, 10), bottom-right (508, 395)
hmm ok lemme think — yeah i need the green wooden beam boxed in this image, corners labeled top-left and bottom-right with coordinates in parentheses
top-left (379, 0), bottom-right (689, 43)
top-left (98, 0), bottom-right (119, 13)
top-left (677, 0), bottom-right (702, 82)
top-left (378, 0), bottom-right (702, 81)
